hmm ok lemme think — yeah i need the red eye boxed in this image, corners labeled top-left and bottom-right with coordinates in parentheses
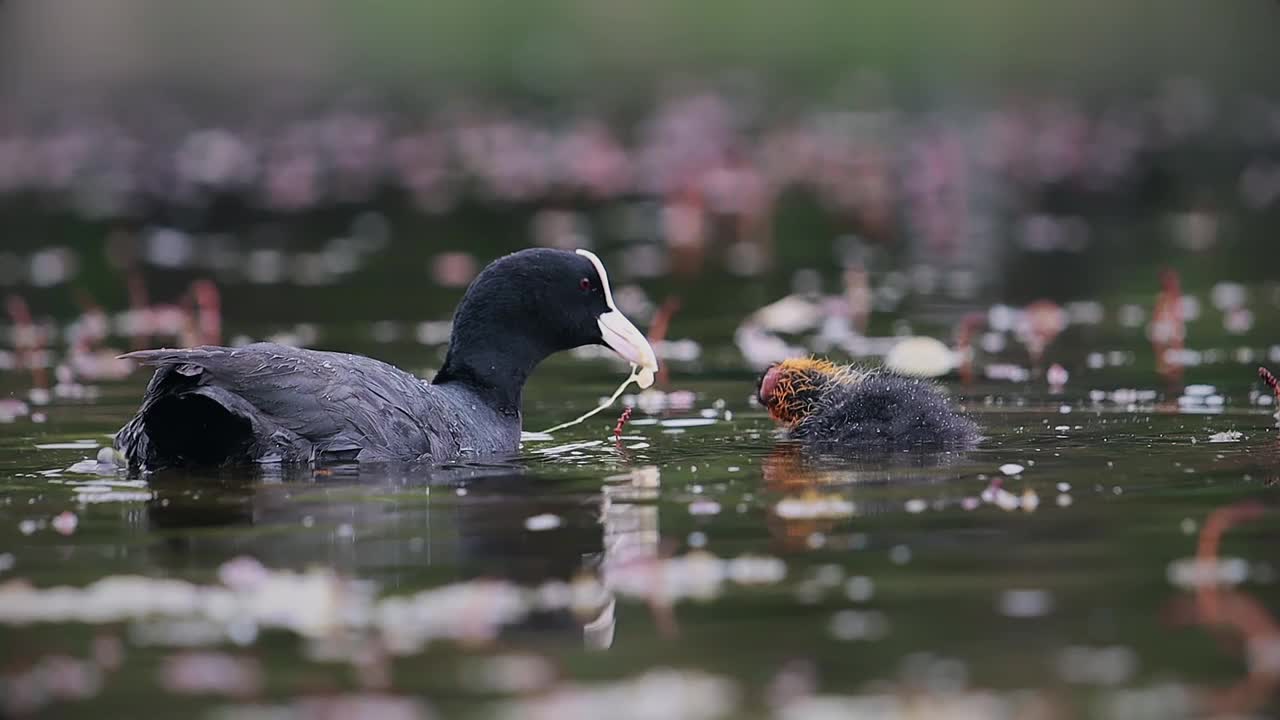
top-left (579, 277), bottom-right (592, 291)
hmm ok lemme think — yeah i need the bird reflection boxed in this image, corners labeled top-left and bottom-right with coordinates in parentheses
top-left (143, 460), bottom-right (627, 651)
top-left (761, 444), bottom-right (972, 551)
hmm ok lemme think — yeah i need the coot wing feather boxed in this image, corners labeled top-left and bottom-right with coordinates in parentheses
top-left (122, 343), bottom-right (436, 460)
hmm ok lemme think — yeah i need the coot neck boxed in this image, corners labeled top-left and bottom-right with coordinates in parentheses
top-left (433, 322), bottom-right (554, 415)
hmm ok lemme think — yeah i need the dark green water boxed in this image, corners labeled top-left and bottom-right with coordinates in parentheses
top-left (1, 324), bottom-right (1278, 719)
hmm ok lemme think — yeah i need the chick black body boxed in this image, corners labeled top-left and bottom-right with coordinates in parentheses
top-left (115, 248), bottom-right (657, 471)
top-left (758, 358), bottom-right (980, 450)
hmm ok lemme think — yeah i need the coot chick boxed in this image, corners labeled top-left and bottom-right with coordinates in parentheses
top-left (757, 358), bottom-right (980, 450)
top-left (115, 248), bottom-right (658, 471)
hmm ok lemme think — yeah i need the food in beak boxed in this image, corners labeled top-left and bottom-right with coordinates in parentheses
top-left (597, 309), bottom-right (658, 388)
top-left (576, 248), bottom-right (659, 389)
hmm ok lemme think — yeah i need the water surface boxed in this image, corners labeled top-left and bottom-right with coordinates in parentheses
top-left (2, 336), bottom-right (1277, 719)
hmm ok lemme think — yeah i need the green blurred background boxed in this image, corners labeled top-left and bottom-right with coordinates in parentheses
top-left (4, 1), bottom-right (1279, 97)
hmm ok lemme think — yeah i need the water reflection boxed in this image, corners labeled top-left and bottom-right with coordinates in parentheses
top-left (143, 461), bottom-right (625, 651)
top-left (1162, 501), bottom-right (1279, 718)
top-left (760, 444), bottom-right (972, 551)
top-left (2, 405), bottom-right (1279, 717)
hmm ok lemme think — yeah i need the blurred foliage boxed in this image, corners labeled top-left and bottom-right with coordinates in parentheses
top-left (3, 0), bottom-right (1280, 101)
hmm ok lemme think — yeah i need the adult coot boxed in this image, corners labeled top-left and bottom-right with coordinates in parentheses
top-left (757, 357), bottom-right (979, 450)
top-left (115, 248), bottom-right (658, 470)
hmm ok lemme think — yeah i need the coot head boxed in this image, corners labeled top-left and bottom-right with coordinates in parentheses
top-left (757, 358), bottom-right (861, 427)
top-left (435, 248), bottom-right (658, 408)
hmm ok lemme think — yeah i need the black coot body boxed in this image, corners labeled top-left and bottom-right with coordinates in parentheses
top-left (115, 248), bottom-right (657, 471)
top-left (757, 358), bottom-right (980, 450)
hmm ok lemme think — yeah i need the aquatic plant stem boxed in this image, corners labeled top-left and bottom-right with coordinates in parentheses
top-left (541, 364), bottom-right (644, 434)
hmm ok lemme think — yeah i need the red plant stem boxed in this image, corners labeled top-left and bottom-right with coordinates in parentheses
top-left (190, 279), bottom-right (222, 345)
top-left (1259, 366), bottom-right (1280, 403)
top-left (647, 537), bottom-right (681, 639)
top-left (127, 269), bottom-right (149, 350)
top-left (71, 287), bottom-right (106, 354)
top-left (613, 407), bottom-right (633, 440)
top-left (6, 294), bottom-right (47, 389)
top-left (1196, 500), bottom-right (1267, 624)
top-left (955, 311), bottom-right (985, 386)
top-left (1164, 500), bottom-right (1278, 717)
top-left (1153, 267), bottom-right (1184, 383)
top-left (646, 296), bottom-right (680, 387)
